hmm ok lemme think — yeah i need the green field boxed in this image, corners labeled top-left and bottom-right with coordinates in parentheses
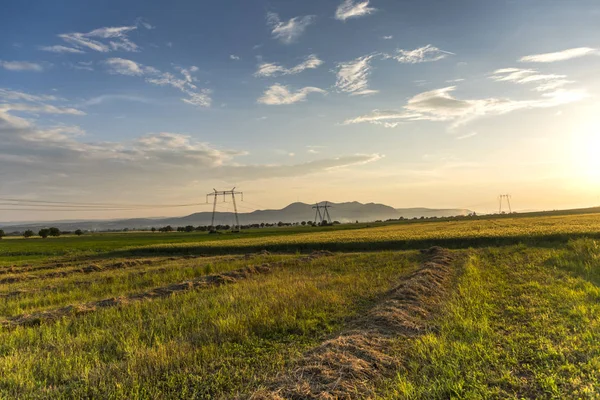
top-left (1, 214), bottom-right (600, 398)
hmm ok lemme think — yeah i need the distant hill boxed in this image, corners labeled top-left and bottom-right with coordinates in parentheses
top-left (0, 202), bottom-right (473, 232)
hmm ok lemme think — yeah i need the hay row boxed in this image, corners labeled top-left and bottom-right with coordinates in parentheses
top-left (0, 251), bottom-right (333, 329)
top-left (253, 246), bottom-right (454, 400)
top-left (0, 252), bottom-right (272, 284)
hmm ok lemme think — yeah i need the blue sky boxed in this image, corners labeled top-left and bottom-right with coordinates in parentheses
top-left (1, 0), bottom-right (600, 221)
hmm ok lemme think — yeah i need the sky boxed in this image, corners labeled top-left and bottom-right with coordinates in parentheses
top-left (1, 0), bottom-right (600, 222)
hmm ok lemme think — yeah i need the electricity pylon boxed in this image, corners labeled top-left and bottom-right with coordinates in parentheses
top-left (312, 201), bottom-right (333, 225)
top-left (498, 194), bottom-right (512, 214)
top-left (206, 188), bottom-right (244, 232)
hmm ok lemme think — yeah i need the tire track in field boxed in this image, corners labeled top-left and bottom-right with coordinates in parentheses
top-left (0, 251), bottom-right (333, 329)
top-left (252, 247), bottom-right (456, 400)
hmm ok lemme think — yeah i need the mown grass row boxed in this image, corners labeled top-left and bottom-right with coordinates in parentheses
top-left (0, 251), bottom-right (416, 399)
top-left (0, 254), bottom-right (289, 318)
top-left (383, 240), bottom-right (600, 399)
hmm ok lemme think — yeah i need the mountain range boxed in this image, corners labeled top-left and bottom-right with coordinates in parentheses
top-left (0, 202), bottom-right (473, 232)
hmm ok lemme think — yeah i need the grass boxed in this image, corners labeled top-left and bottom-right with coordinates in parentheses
top-left (1, 214), bottom-right (600, 398)
top-left (384, 242), bottom-right (600, 399)
top-left (0, 252), bottom-right (416, 398)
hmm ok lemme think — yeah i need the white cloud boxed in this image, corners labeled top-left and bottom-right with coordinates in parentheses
top-left (519, 47), bottom-right (598, 63)
top-left (267, 12), bottom-right (315, 44)
top-left (335, 54), bottom-right (379, 96)
top-left (67, 61), bottom-right (94, 71)
top-left (102, 58), bottom-right (211, 107)
top-left (0, 103), bottom-right (85, 116)
top-left (382, 35), bottom-right (393, 40)
top-left (254, 54), bottom-right (323, 77)
top-left (103, 58), bottom-right (148, 76)
top-left (344, 86), bottom-right (587, 128)
top-left (40, 45), bottom-right (85, 54)
top-left (0, 109), bottom-right (382, 201)
top-left (45, 23), bottom-right (150, 54)
top-left (490, 67), bottom-right (573, 92)
top-left (230, 54), bottom-right (240, 60)
top-left (257, 84), bottom-right (326, 105)
top-left (456, 131), bottom-right (479, 140)
top-left (0, 60), bottom-right (44, 72)
top-left (0, 89), bottom-right (58, 103)
top-left (335, 0), bottom-right (376, 21)
top-left (386, 45), bottom-right (453, 64)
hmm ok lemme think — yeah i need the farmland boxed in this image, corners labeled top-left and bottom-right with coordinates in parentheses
top-left (1, 213), bottom-right (600, 398)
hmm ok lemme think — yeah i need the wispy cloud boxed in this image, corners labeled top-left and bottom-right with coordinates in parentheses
top-left (382, 35), bottom-right (393, 40)
top-left (456, 131), bottom-right (478, 140)
top-left (40, 45), bottom-right (85, 54)
top-left (519, 47), bottom-right (598, 63)
top-left (335, 54), bottom-right (379, 96)
top-left (102, 58), bottom-right (211, 107)
top-left (335, 0), bottom-right (376, 21)
top-left (0, 89), bottom-right (58, 103)
top-left (254, 54), bottom-right (323, 77)
top-left (0, 103), bottom-right (85, 115)
top-left (386, 45), bottom-right (454, 64)
top-left (67, 61), bottom-right (94, 71)
top-left (344, 86), bottom-right (587, 128)
top-left (0, 89), bottom-right (84, 115)
top-left (0, 60), bottom-right (44, 72)
top-left (103, 58), bottom-right (152, 76)
top-left (257, 84), bottom-right (326, 105)
top-left (490, 68), bottom-right (573, 92)
top-left (267, 12), bottom-right (315, 44)
top-left (0, 108), bottom-right (382, 200)
top-left (230, 54), bottom-right (240, 60)
top-left (83, 94), bottom-right (155, 107)
top-left (42, 22), bottom-right (152, 55)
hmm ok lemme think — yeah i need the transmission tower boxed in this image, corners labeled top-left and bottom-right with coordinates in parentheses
top-left (498, 194), bottom-right (512, 214)
top-left (312, 201), bottom-right (333, 225)
top-left (206, 188), bottom-right (244, 232)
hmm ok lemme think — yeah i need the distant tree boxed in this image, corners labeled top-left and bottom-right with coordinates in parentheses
top-left (0, 229), bottom-right (5, 239)
top-left (176, 226), bottom-right (185, 232)
top-left (277, 221), bottom-right (284, 227)
top-left (74, 229), bottom-right (83, 236)
top-left (260, 223), bottom-right (265, 228)
top-left (48, 227), bottom-right (61, 237)
top-left (151, 227), bottom-right (156, 233)
top-left (39, 228), bottom-right (50, 239)
top-left (185, 225), bottom-right (195, 232)
top-left (301, 221), bottom-right (306, 226)
top-left (23, 230), bottom-right (34, 238)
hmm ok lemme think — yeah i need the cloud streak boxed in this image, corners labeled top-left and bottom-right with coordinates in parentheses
top-left (102, 58), bottom-right (212, 107)
top-left (490, 68), bottom-right (573, 92)
top-left (254, 54), bottom-right (323, 77)
top-left (267, 13), bottom-right (315, 44)
top-left (344, 86), bottom-right (587, 128)
top-left (386, 45), bottom-right (454, 64)
top-left (0, 60), bottom-right (44, 72)
top-left (42, 22), bottom-right (152, 55)
top-left (335, 0), bottom-right (376, 21)
top-left (335, 54), bottom-right (379, 96)
top-left (519, 47), bottom-right (598, 63)
top-left (257, 84), bottom-right (326, 105)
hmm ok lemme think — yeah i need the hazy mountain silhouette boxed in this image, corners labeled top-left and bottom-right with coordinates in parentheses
top-left (0, 202), bottom-right (472, 232)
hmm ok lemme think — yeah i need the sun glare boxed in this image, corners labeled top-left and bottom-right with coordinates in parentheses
top-left (572, 118), bottom-right (600, 184)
